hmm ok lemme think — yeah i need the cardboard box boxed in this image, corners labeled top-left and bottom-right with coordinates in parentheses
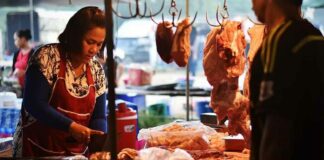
top-left (127, 65), bottom-right (152, 86)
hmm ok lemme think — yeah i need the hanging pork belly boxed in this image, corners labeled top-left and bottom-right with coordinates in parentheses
top-left (246, 25), bottom-right (266, 63)
top-left (156, 21), bottom-right (174, 63)
top-left (243, 25), bottom-right (266, 98)
top-left (203, 20), bottom-right (250, 148)
top-left (171, 18), bottom-right (192, 67)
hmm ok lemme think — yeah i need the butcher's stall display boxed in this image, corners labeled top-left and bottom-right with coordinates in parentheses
top-left (89, 121), bottom-right (249, 160)
top-left (203, 20), bottom-right (250, 148)
top-left (88, 21), bottom-right (265, 160)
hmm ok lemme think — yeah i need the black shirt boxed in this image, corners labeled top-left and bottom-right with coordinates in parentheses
top-left (250, 19), bottom-right (324, 115)
top-left (249, 19), bottom-right (324, 160)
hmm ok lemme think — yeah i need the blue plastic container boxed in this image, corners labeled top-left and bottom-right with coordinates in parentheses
top-left (116, 93), bottom-right (146, 111)
top-left (196, 101), bottom-right (213, 118)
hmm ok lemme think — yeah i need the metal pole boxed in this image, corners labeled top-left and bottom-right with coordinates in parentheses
top-left (29, 0), bottom-right (34, 43)
top-left (104, 0), bottom-right (117, 159)
top-left (185, 0), bottom-right (190, 121)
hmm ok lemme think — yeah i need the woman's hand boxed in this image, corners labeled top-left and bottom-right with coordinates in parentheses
top-left (13, 68), bottom-right (26, 78)
top-left (7, 71), bottom-right (13, 78)
top-left (69, 122), bottom-right (104, 143)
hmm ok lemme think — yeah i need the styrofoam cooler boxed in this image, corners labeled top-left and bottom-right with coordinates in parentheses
top-left (116, 102), bottom-right (137, 152)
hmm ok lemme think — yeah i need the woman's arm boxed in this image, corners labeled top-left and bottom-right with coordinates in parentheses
top-left (13, 69), bottom-right (26, 78)
top-left (23, 64), bottom-right (73, 131)
top-left (89, 93), bottom-right (107, 133)
top-left (9, 51), bottom-right (19, 76)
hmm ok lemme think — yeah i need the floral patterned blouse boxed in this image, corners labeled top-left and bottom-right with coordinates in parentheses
top-left (29, 43), bottom-right (107, 97)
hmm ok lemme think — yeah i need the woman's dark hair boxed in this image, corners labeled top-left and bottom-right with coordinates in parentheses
top-left (294, 0), bottom-right (303, 6)
top-left (275, 0), bottom-right (303, 6)
top-left (16, 29), bottom-right (32, 40)
top-left (58, 6), bottom-right (105, 53)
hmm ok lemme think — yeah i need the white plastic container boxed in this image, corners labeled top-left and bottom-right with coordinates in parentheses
top-left (0, 92), bottom-right (17, 108)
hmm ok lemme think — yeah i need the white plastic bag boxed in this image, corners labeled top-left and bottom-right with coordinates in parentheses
top-left (138, 121), bottom-right (216, 150)
top-left (137, 147), bottom-right (193, 160)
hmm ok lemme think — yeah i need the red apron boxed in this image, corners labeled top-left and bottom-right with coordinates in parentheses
top-left (22, 55), bottom-right (96, 157)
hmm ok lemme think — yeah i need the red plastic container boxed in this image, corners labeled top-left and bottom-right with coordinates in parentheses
top-left (116, 102), bottom-right (138, 152)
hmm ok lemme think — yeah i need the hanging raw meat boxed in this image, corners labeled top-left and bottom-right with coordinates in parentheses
top-left (171, 18), bottom-right (192, 67)
top-left (243, 25), bottom-right (266, 98)
top-left (247, 25), bottom-right (266, 63)
top-left (203, 20), bottom-right (250, 148)
top-left (156, 21), bottom-right (174, 63)
top-left (203, 26), bottom-right (223, 89)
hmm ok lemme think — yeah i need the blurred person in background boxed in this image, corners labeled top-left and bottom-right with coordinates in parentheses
top-left (250, 0), bottom-right (324, 159)
top-left (95, 47), bottom-right (124, 87)
top-left (12, 6), bottom-right (107, 158)
top-left (9, 29), bottom-right (34, 96)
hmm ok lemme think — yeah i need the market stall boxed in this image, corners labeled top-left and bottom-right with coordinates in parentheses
top-left (1, 0), bottom-right (323, 159)
top-left (0, 0), bottom-right (253, 159)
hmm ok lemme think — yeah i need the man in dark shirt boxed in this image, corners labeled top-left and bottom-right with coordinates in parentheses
top-left (250, 0), bottom-right (324, 159)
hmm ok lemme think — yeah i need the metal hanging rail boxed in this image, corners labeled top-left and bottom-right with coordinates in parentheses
top-left (112, 0), bottom-right (164, 19)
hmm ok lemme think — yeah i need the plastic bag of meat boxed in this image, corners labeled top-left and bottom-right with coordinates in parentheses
top-left (138, 121), bottom-right (216, 140)
top-left (138, 121), bottom-right (216, 150)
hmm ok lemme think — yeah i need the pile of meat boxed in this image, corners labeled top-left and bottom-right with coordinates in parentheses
top-left (203, 20), bottom-right (250, 147)
top-left (155, 18), bottom-right (192, 67)
top-left (89, 148), bottom-right (138, 160)
top-left (146, 124), bottom-right (210, 150)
